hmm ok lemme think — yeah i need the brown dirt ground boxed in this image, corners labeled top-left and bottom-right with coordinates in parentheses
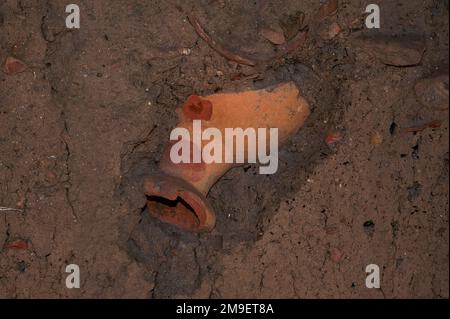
top-left (0, 0), bottom-right (448, 298)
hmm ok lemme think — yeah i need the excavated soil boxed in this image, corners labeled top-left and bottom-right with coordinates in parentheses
top-left (0, 0), bottom-right (448, 298)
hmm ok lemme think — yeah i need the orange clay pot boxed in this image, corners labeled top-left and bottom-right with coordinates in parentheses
top-left (144, 82), bottom-right (310, 232)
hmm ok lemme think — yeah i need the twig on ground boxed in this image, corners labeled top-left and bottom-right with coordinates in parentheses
top-left (187, 14), bottom-right (257, 66)
top-left (403, 120), bottom-right (442, 133)
top-left (188, 14), bottom-right (309, 67)
top-left (0, 206), bottom-right (23, 212)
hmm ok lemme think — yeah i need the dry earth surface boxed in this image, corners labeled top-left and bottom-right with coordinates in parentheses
top-left (0, 0), bottom-right (448, 298)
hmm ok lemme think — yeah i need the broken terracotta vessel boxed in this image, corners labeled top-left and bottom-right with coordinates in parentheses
top-left (144, 82), bottom-right (310, 232)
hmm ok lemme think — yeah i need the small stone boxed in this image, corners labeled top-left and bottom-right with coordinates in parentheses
top-left (356, 34), bottom-right (425, 66)
top-left (3, 56), bottom-right (27, 75)
top-left (180, 48), bottom-right (191, 55)
top-left (371, 131), bottom-right (383, 145)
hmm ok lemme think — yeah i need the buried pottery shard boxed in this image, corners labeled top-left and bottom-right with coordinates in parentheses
top-left (144, 82), bottom-right (310, 232)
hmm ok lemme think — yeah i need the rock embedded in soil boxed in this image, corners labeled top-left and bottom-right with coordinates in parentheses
top-left (371, 131), bottom-right (383, 145)
top-left (3, 56), bottom-right (27, 75)
top-left (356, 34), bottom-right (425, 66)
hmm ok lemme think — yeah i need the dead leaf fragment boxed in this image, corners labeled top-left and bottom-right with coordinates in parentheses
top-left (315, 0), bottom-right (339, 23)
top-left (260, 28), bottom-right (286, 45)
